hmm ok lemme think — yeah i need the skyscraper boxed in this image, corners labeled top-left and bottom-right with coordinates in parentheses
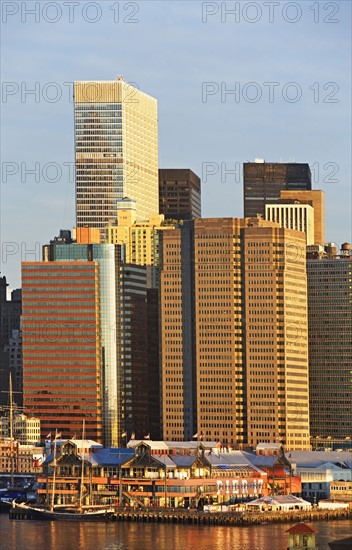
top-left (307, 243), bottom-right (352, 440)
top-left (106, 198), bottom-right (176, 288)
top-left (243, 160), bottom-right (311, 218)
top-left (0, 277), bottom-right (22, 408)
top-left (160, 218), bottom-right (310, 450)
top-left (74, 77), bottom-right (158, 233)
top-left (22, 261), bottom-right (103, 442)
top-left (22, 236), bottom-right (152, 446)
top-left (159, 168), bottom-right (201, 221)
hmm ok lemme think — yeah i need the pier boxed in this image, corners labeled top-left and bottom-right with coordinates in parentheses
top-left (113, 507), bottom-right (351, 526)
top-left (10, 506), bottom-right (351, 525)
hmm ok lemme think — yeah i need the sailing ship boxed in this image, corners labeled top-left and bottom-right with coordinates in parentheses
top-left (12, 423), bottom-right (115, 521)
top-left (0, 376), bottom-right (36, 512)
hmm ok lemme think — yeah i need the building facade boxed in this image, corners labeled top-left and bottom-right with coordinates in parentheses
top-left (307, 244), bottom-right (352, 440)
top-left (22, 237), bottom-right (152, 447)
top-left (160, 218), bottom-right (310, 450)
top-left (265, 202), bottom-right (315, 245)
top-left (243, 161), bottom-right (311, 218)
top-left (74, 77), bottom-right (158, 233)
top-left (280, 190), bottom-right (325, 244)
top-left (22, 260), bottom-right (103, 443)
top-left (159, 168), bottom-right (201, 221)
top-left (106, 198), bottom-right (176, 288)
top-left (0, 277), bottom-right (22, 408)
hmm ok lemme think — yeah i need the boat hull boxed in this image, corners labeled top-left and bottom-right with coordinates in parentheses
top-left (12, 504), bottom-right (115, 521)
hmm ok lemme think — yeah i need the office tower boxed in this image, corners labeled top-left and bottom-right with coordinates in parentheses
top-left (160, 218), bottom-right (310, 450)
top-left (106, 198), bottom-right (176, 288)
top-left (307, 243), bottom-right (352, 440)
top-left (22, 260), bottom-right (103, 442)
top-left (8, 329), bottom-right (23, 407)
top-left (159, 168), bottom-right (201, 221)
top-left (265, 202), bottom-right (315, 244)
top-left (106, 198), bottom-right (175, 439)
top-left (280, 190), bottom-right (325, 244)
top-left (74, 77), bottom-right (158, 233)
top-left (243, 160), bottom-right (311, 218)
top-left (22, 236), bottom-right (150, 446)
top-left (0, 277), bottom-right (22, 407)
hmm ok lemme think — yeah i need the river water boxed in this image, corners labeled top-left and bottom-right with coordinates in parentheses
top-left (0, 515), bottom-right (351, 550)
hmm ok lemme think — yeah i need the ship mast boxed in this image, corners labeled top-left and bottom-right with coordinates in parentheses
top-left (79, 420), bottom-right (85, 509)
top-left (50, 431), bottom-right (58, 512)
top-left (9, 374), bottom-right (14, 489)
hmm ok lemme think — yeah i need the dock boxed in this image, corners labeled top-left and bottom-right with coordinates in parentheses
top-left (9, 505), bottom-right (352, 525)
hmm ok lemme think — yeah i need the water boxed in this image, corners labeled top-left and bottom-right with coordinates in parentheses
top-left (0, 515), bottom-right (351, 550)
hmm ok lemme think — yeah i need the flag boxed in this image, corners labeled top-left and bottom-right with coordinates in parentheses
top-left (121, 431), bottom-right (127, 437)
top-left (144, 433), bottom-right (150, 439)
top-left (200, 432), bottom-right (204, 440)
top-left (55, 431), bottom-right (62, 439)
top-left (46, 433), bottom-right (51, 439)
top-left (131, 431), bottom-right (135, 440)
top-left (192, 433), bottom-right (198, 438)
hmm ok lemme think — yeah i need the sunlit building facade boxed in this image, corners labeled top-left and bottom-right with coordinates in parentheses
top-left (160, 218), bottom-right (310, 450)
top-left (22, 261), bottom-right (103, 442)
top-left (74, 77), bottom-right (158, 233)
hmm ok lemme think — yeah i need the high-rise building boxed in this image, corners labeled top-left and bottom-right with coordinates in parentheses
top-left (243, 160), bottom-right (311, 218)
top-left (106, 199), bottom-right (174, 439)
top-left (74, 77), bottom-right (158, 233)
top-left (307, 243), bottom-right (352, 440)
top-left (280, 190), bottom-right (325, 244)
top-left (106, 198), bottom-right (176, 288)
top-left (22, 236), bottom-right (152, 446)
top-left (22, 260), bottom-right (103, 442)
top-left (159, 168), bottom-right (201, 221)
top-left (160, 218), bottom-right (310, 450)
top-left (0, 277), bottom-right (22, 408)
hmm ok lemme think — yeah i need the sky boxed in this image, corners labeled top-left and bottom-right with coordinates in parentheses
top-left (1, 0), bottom-right (351, 291)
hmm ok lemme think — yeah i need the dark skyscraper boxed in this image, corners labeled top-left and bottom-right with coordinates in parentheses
top-left (243, 160), bottom-right (311, 218)
top-left (159, 168), bottom-right (201, 221)
top-left (307, 243), bottom-right (352, 440)
top-left (0, 276), bottom-right (22, 408)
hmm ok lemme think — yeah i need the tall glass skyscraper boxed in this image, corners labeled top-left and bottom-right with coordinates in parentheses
top-left (23, 241), bottom-right (149, 447)
top-left (74, 77), bottom-right (159, 233)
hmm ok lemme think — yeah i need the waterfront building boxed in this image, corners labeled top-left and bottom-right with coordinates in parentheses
top-left (329, 481), bottom-right (352, 502)
top-left (243, 160), bottom-right (311, 218)
top-left (0, 438), bottom-right (43, 474)
top-left (160, 217), bottom-right (310, 450)
top-left (159, 168), bottom-right (201, 221)
top-left (38, 439), bottom-right (271, 508)
top-left (287, 450), bottom-right (352, 502)
top-left (74, 77), bottom-right (158, 234)
top-left (306, 243), bottom-right (352, 441)
top-left (0, 413), bottom-right (40, 444)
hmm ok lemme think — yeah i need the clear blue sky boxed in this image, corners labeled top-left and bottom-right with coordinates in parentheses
top-left (1, 0), bottom-right (351, 290)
